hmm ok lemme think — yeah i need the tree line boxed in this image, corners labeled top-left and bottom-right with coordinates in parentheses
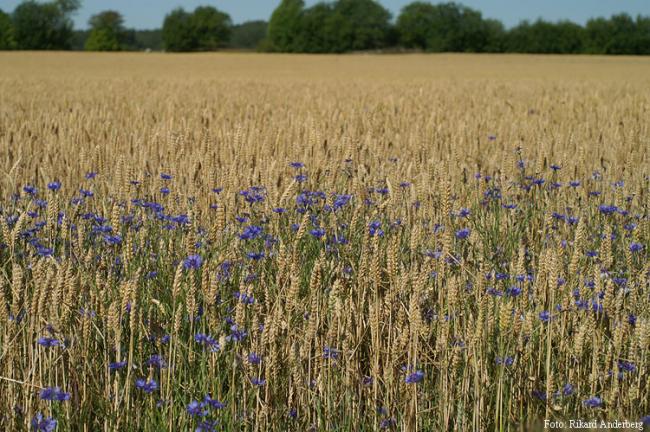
top-left (0, 0), bottom-right (648, 54)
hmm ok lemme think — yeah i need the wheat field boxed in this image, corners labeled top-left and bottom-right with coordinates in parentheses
top-left (0, 52), bottom-right (649, 431)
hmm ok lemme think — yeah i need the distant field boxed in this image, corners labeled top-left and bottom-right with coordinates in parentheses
top-left (0, 53), bottom-right (648, 431)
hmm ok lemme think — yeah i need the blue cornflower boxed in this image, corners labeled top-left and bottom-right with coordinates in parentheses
top-left (495, 356), bottom-right (514, 367)
top-left (400, 181), bottom-right (411, 188)
top-left (290, 162), bottom-right (304, 169)
top-left (294, 174), bottom-right (308, 182)
top-left (618, 360), bottom-right (636, 373)
top-left (37, 337), bottom-right (61, 348)
top-left (310, 227), bottom-right (326, 238)
top-left (160, 187), bottom-right (170, 195)
top-left (239, 225), bottom-right (263, 240)
top-left (583, 397), bottom-right (602, 408)
top-left (146, 354), bottom-right (167, 369)
top-left (135, 378), bottom-right (158, 393)
top-left (333, 194), bottom-right (352, 209)
top-left (629, 243), bottom-right (643, 253)
top-left (23, 185), bottom-right (38, 195)
top-left (532, 178), bottom-right (545, 186)
top-left (405, 370), bottom-right (424, 384)
top-left (550, 164), bottom-right (561, 171)
top-left (248, 352), bottom-right (262, 365)
top-left (539, 311), bottom-right (551, 322)
top-left (79, 189), bottom-right (94, 198)
top-left (239, 187), bottom-right (266, 204)
top-left (161, 173), bottom-right (172, 180)
top-left (455, 228), bottom-right (470, 239)
top-left (40, 387), bottom-right (70, 401)
top-left (212, 187), bottom-right (223, 194)
top-left (103, 235), bottom-right (122, 246)
top-left (323, 346), bottom-right (340, 360)
top-left (642, 416), bottom-right (650, 426)
top-left (36, 247), bottom-right (54, 257)
top-left (562, 383), bottom-right (574, 396)
top-left (47, 181), bottom-right (61, 192)
top-left (375, 187), bottom-right (389, 195)
top-left (251, 377), bottom-right (266, 386)
top-left (226, 325), bottom-right (247, 342)
top-left (458, 208), bottom-right (471, 217)
top-left (369, 220), bottom-right (383, 237)
top-left (194, 333), bottom-right (221, 352)
top-left (31, 413), bottom-right (57, 432)
top-left (486, 287), bottom-right (503, 297)
top-left (234, 291), bottom-right (255, 304)
top-left (273, 207), bottom-right (286, 213)
top-left (569, 180), bottom-right (581, 187)
top-left (246, 251), bottom-right (264, 261)
top-left (187, 400), bottom-right (208, 417)
top-left (204, 394), bottom-right (225, 410)
top-left (183, 255), bottom-right (203, 270)
top-left (171, 214), bottom-right (189, 225)
top-left (85, 172), bottom-right (97, 179)
top-left (109, 361), bottom-right (127, 371)
top-left (598, 204), bottom-right (618, 215)
top-left (505, 286), bottom-right (522, 297)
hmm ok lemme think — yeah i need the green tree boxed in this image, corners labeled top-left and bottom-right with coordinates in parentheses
top-left (397, 2), bottom-right (502, 52)
top-left (598, 14), bottom-right (639, 54)
top-left (12, 0), bottom-right (80, 50)
top-left (0, 9), bottom-right (16, 49)
top-left (506, 19), bottom-right (585, 53)
top-left (296, 3), bottom-right (340, 53)
top-left (230, 20), bottom-right (268, 50)
top-left (396, 2), bottom-right (438, 49)
top-left (162, 8), bottom-right (194, 52)
top-left (267, 0), bottom-right (304, 52)
top-left (635, 16), bottom-right (650, 55)
top-left (332, 0), bottom-right (392, 51)
top-left (189, 6), bottom-right (231, 51)
top-left (85, 10), bottom-right (128, 51)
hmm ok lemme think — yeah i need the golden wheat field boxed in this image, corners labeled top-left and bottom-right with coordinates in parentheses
top-left (0, 52), bottom-right (649, 431)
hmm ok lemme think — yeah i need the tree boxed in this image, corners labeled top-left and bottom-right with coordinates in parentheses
top-left (189, 6), bottom-right (231, 50)
top-left (332, 0), bottom-right (392, 51)
top-left (162, 6), bottom-right (231, 52)
top-left (396, 2), bottom-right (435, 49)
top-left (85, 10), bottom-right (128, 51)
top-left (162, 8), bottom-right (194, 52)
top-left (267, 0), bottom-right (304, 52)
top-left (230, 20), bottom-right (268, 50)
top-left (599, 14), bottom-right (639, 54)
top-left (0, 9), bottom-right (16, 49)
top-left (635, 16), bottom-right (650, 55)
top-left (295, 3), bottom-right (340, 53)
top-left (397, 2), bottom-right (501, 52)
top-left (12, 0), bottom-right (80, 50)
top-left (506, 19), bottom-right (585, 53)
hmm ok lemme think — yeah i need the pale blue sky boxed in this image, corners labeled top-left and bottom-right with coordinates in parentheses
top-left (1, 0), bottom-right (649, 29)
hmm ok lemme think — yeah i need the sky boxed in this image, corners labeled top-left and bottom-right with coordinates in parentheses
top-left (1, 0), bottom-right (649, 30)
